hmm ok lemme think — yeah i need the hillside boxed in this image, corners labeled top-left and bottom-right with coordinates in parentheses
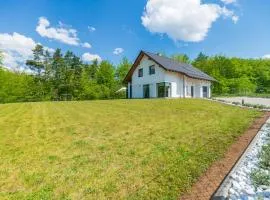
top-left (0, 99), bottom-right (260, 199)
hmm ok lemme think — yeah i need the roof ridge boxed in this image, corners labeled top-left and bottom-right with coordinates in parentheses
top-left (142, 50), bottom-right (216, 82)
top-left (143, 50), bottom-right (191, 66)
top-left (144, 51), bottom-right (200, 75)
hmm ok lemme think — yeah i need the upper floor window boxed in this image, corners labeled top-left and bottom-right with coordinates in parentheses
top-left (149, 65), bottom-right (155, 75)
top-left (138, 68), bottom-right (143, 77)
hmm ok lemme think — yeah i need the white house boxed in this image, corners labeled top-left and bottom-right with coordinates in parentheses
top-left (123, 51), bottom-right (216, 99)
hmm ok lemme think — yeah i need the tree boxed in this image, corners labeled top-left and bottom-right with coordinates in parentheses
top-left (96, 61), bottom-right (116, 98)
top-left (88, 59), bottom-right (99, 80)
top-left (115, 57), bottom-right (132, 84)
top-left (171, 54), bottom-right (190, 64)
top-left (51, 49), bottom-right (66, 100)
top-left (97, 61), bottom-right (115, 87)
top-left (26, 44), bottom-right (45, 76)
top-left (63, 51), bottom-right (83, 99)
top-left (79, 68), bottom-right (101, 100)
top-left (0, 51), bottom-right (3, 68)
top-left (25, 44), bottom-right (47, 100)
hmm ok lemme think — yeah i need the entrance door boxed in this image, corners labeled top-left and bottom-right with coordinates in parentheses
top-left (143, 84), bottom-right (150, 98)
top-left (191, 86), bottom-right (194, 98)
top-left (202, 86), bottom-right (208, 98)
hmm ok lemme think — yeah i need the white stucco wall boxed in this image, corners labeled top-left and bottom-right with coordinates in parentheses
top-left (184, 77), bottom-right (211, 98)
top-left (164, 71), bottom-right (184, 98)
top-left (131, 55), bottom-right (166, 98)
top-left (129, 55), bottom-right (212, 98)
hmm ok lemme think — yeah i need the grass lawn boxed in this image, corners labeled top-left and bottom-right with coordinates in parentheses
top-left (0, 99), bottom-right (261, 199)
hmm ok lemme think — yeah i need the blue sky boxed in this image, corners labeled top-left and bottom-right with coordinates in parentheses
top-left (0, 0), bottom-right (270, 70)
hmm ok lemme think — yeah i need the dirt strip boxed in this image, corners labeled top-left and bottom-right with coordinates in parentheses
top-left (179, 111), bottom-right (270, 200)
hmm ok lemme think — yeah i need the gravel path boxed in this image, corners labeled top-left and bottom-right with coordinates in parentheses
top-left (214, 117), bottom-right (270, 199)
top-left (216, 97), bottom-right (270, 107)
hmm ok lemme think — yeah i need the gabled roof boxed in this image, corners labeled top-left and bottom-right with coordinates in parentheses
top-left (123, 51), bottom-right (216, 83)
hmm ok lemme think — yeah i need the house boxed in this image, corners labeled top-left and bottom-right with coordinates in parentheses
top-left (123, 51), bottom-right (216, 99)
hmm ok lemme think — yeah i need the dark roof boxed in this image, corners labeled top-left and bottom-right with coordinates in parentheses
top-left (144, 51), bottom-right (216, 81)
top-left (123, 51), bottom-right (216, 83)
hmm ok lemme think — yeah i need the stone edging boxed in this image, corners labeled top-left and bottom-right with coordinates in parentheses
top-left (210, 98), bottom-right (270, 112)
top-left (180, 112), bottom-right (270, 200)
top-left (212, 117), bottom-right (270, 199)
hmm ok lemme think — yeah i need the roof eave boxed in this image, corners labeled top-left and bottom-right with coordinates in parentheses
top-left (122, 50), bottom-right (144, 84)
top-left (123, 50), bottom-right (218, 83)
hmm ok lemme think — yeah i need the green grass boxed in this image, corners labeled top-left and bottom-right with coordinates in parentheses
top-left (0, 99), bottom-right (261, 199)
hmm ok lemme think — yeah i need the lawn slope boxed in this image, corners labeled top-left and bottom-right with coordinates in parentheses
top-left (0, 99), bottom-right (260, 199)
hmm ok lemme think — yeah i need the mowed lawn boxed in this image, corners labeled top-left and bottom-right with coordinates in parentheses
top-left (0, 99), bottom-right (260, 199)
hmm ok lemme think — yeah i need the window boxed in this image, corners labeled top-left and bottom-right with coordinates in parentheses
top-left (149, 65), bottom-right (155, 75)
top-left (203, 86), bottom-right (208, 98)
top-left (138, 68), bottom-right (143, 77)
top-left (156, 82), bottom-right (171, 98)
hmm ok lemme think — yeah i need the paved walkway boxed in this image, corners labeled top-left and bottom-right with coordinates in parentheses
top-left (216, 97), bottom-right (270, 107)
top-left (179, 112), bottom-right (270, 200)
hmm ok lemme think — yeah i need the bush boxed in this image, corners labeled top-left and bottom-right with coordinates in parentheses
top-left (251, 143), bottom-right (270, 188)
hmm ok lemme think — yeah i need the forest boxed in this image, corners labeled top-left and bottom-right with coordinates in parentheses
top-left (0, 45), bottom-right (131, 103)
top-left (0, 45), bottom-right (270, 103)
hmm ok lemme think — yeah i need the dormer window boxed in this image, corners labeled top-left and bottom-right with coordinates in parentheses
top-left (149, 65), bottom-right (155, 75)
top-left (138, 68), bottom-right (143, 77)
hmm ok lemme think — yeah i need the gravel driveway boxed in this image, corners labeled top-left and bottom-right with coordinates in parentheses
top-left (216, 97), bottom-right (270, 107)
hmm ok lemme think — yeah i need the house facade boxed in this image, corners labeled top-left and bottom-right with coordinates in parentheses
top-left (124, 51), bottom-right (216, 99)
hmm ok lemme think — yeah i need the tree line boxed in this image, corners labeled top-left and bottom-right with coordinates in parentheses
top-left (0, 46), bottom-right (270, 103)
top-left (171, 53), bottom-right (270, 95)
top-left (191, 53), bottom-right (270, 95)
top-left (0, 45), bottom-right (131, 103)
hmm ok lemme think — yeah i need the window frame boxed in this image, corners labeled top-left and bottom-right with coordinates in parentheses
top-left (149, 65), bottom-right (155, 75)
top-left (138, 68), bottom-right (143, 77)
top-left (156, 82), bottom-right (171, 98)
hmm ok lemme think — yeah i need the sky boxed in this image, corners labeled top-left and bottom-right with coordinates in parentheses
top-left (0, 0), bottom-right (270, 70)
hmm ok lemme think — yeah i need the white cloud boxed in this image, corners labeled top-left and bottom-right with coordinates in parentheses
top-left (43, 46), bottom-right (55, 54)
top-left (82, 52), bottom-right (102, 63)
top-left (221, 0), bottom-right (237, 5)
top-left (88, 26), bottom-right (96, 32)
top-left (0, 32), bottom-right (54, 70)
top-left (0, 32), bottom-right (36, 69)
top-left (141, 0), bottom-right (239, 42)
top-left (232, 15), bottom-right (239, 24)
top-left (81, 42), bottom-right (92, 48)
top-left (2, 52), bottom-right (20, 70)
top-left (113, 48), bottom-right (124, 55)
top-left (262, 54), bottom-right (270, 59)
top-left (36, 17), bottom-right (80, 46)
top-left (0, 32), bottom-right (36, 58)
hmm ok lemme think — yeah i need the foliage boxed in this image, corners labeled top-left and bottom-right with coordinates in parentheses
top-left (115, 57), bottom-right (132, 84)
top-left (259, 144), bottom-right (270, 170)
top-left (192, 53), bottom-right (270, 95)
top-left (171, 53), bottom-right (191, 64)
top-left (251, 170), bottom-right (270, 188)
top-left (0, 99), bottom-right (260, 199)
top-left (0, 45), bottom-right (132, 103)
top-left (251, 141), bottom-right (270, 188)
top-left (1, 47), bottom-right (270, 103)
top-left (0, 51), bottom-right (3, 67)
top-left (0, 68), bottom-right (36, 103)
